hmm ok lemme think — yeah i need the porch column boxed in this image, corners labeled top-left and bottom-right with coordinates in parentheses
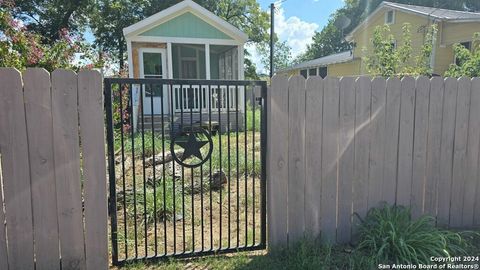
top-left (238, 44), bottom-right (244, 80)
top-left (205, 43), bottom-right (211, 80)
top-left (238, 44), bottom-right (245, 113)
top-left (167, 42), bottom-right (173, 79)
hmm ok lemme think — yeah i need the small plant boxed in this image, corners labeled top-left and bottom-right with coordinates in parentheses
top-left (445, 32), bottom-right (480, 77)
top-left (356, 204), bottom-right (478, 265)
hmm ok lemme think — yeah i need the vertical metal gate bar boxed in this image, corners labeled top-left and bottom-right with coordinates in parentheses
top-left (208, 85), bottom-right (213, 251)
top-left (130, 83), bottom-right (138, 259)
top-left (217, 84), bottom-right (222, 250)
top-left (169, 83), bottom-right (177, 254)
top-left (161, 83), bottom-right (167, 256)
top-left (119, 82), bottom-right (128, 259)
top-left (180, 84), bottom-right (185, 253)
top-left (244, 85), bottom-right (248, 246)
top-left (140, 84), bottom-right (148, 257)
top-left (198, 84), bottom-right (204, 252)
top-left (189, 84), bottom-right (195, 253)
top-left (226, 84), bottom-right (231, 249)
top-left (251, 84), bottom-right (256, 246)
top-left (260, 82), bottom-right (268, 247)
top-left (150, 83), bottom-right (158, 257)
top-left (235, 85), bottom-right (240, 247)
top-left (105, 79), bottom-right (119, 265)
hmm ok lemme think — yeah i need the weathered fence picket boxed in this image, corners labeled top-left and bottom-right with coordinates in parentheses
top-left (0, 68), bottom-right (107, 270)
top-left (267, 75), bottom-right (289, 246)
top-left (287, 76), bottom-right (306, 244)
top-left (305, 76), bottom-right (323, 238)
top-left (0, 69), bottom-right (35, 269)
top-left (268, 75), bottom-right (480, 248)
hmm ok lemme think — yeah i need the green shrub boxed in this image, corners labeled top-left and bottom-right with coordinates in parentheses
top-left (356, 205), bottom-right (478, 265)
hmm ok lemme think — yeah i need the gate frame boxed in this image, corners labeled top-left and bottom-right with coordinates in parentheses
top-left (104, 78), bottom-right (268, 266)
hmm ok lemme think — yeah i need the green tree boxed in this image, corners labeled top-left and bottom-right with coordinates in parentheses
top-left (257, 40), bottom-right (292, 74)
top-left (9, 0), bottom-right (92, 43)
top-left (0, 1), bottom-right (94, 71)
top-left (363, 23), bottom-right (437, 77)
top-left (445, 33), bottom-right (480, 77)
top-left (90, 0), bottom-right (269, 71)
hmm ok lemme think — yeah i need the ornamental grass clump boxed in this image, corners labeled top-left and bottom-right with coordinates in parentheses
top-left (356, 205), bottom-right (477, 266)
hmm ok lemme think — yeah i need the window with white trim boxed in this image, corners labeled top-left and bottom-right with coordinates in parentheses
top-left (385, 10), bottom-right (395, 25)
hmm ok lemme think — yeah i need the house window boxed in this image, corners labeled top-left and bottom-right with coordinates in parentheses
top-left (385, 10), bottom-right (395, 24)
top-left (309, 68), bottom-right (317, 76)
top-left (455, 41), bottom-right (472, 65)
top-left (300, 69), bottom-right (308, 78)
top-left (319, 66), bottom-right (328, 78)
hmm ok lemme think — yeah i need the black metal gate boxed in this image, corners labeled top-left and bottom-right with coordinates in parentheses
top-left (105, 78), bottom-right (267, 266)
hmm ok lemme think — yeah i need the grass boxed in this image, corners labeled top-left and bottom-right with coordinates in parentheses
top-left (246, 106), bottom-right (261, 132)
top-left (124, 177), bottom-right (184, 224)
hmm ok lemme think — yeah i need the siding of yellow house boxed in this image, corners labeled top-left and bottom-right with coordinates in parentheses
top-left (328, 59), bottom-right (362, 76)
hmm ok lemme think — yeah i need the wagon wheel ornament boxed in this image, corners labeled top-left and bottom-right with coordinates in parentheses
top-left (170, 128), bottom-right (213, 168)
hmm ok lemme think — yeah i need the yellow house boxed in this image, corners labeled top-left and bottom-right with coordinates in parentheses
top-left (279, 1), bottom-right (480, 77)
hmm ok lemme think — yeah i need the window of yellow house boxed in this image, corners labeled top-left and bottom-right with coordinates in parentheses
top-left (385, 10), bottom-right (395, 25)
top-left (309, 68), bottom-right (317, 76)
top-left (300, 69), bottom-right (308, 78)
top-left (455, 41), bottom-right (472, 65)
top-left (319, 66), bottom-right (327, 78)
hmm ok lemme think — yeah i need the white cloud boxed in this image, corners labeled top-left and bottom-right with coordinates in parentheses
top-left (247, 3), bottom-right (318, 73)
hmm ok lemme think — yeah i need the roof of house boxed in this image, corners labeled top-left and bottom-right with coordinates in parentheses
top-left (346, 1), bottom-right (480, 40)
top-left (382, 1), bottom-right (480, 21)
top-left (123, 0), bottom-right (248, 42)
top-left (278, 51), bottom-right (354, 73)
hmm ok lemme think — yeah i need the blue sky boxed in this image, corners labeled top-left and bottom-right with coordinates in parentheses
top-left (248, 0), bottom-right (345, 71)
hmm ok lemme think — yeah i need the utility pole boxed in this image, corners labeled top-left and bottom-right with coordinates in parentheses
top-left (270, 3), bottom-right (275, 78)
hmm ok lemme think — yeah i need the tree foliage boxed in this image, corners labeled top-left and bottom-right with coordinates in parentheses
top-left (9, 0), bottom-right (92, 43)
top-left (257, 40), bottom-right (292, 74)
top-left (301, 0), bottom-right (480, 62)
top-left (445, 33), bottom-right (480, 78)
top-left (0, 1), bottom-right (96, 71)
top-left (363, 23), bottom-right (437, 77)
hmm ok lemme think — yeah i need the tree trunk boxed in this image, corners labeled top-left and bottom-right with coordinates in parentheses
top-left (119, 42), bottom-right (124, 71)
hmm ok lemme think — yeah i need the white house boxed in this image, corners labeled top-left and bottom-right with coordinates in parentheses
top-left (123, 0), bottom-right (248, 132)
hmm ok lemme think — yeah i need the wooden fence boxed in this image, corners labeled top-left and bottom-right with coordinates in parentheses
top-left (267, 75), bottom-right (480, 247)
top-left (0, 68), bottom-right (108, 270)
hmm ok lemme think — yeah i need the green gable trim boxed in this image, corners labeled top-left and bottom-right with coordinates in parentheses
top-left (140, 12), bottom-right (234, 40)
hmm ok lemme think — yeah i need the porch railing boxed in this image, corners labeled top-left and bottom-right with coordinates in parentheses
top-left (172, 85), bottom-right (241, 113)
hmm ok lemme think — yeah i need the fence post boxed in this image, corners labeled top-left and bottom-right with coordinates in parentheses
top-left (267, 75), bottom-right (289, 248)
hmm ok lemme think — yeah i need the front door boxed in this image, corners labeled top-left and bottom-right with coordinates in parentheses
top-left (139, 48), bottom-right (169, 115)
